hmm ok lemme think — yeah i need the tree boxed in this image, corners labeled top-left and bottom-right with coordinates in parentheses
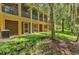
top-left (70, 3), bottom-right (77, 33)
top-left (51, 4), bottom-right (70, 32)
top-left (49, 3), bottom-right (56, 40)
top-left (57, 4), bottom-right (69, 32)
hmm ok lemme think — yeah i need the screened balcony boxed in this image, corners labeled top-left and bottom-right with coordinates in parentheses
top-left (2, 3), bottom-right (18, 16)
top-left (22, 10), bottom-right (30, 18)
top-left (39, 13), bottom-right (43, 21)
top-left (44, 15), bottom-right (48, 22)
top-left (32, 8), bottom-right (38, 20)
top-left (32, 15), bottom-right (38, 20)
top-left (21, 4), bottom-right (30, 18)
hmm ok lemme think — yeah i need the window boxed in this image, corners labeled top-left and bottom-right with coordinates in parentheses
top-left (44, 25), bottom-right (48, 32)
top-left (32, 9), bottom-right (38, 20)
top-left (32, 24), bottom-right (38, 32)
top-left (24, 23), bottom-right (28, 33)
top-left (39, 13), bottom-right (43, 21)
top-left (21, 4), bottom-right (30, 18)
top-left (2, 5), bottom-right (18, 15)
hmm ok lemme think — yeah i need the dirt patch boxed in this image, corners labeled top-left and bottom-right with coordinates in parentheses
top-left (43, 38), bottom-right (79, 55)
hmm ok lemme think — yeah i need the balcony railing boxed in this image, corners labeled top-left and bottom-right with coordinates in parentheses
top-left (39, 14), bottom-right (43, 21)
top-left (32, 15), bottom-right (38, 20)
top-left (39, 17), bottom-right (43, 21)
top-left (22, 11), bottom-right (30, 18)
top-left (2, 6), bottom-right (18, 16)
top-left (44, 17), bottom-right (48, 22)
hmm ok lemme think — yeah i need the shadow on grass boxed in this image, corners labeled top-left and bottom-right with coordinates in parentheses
top-left (56, 30), bottom-right (74, 36)
top-left (16, 32), bottom-right (50, 40)
top-left (56, 30), bottom-right (77, 40)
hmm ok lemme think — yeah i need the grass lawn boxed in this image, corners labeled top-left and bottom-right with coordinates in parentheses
top-left (56, 29), bottom-right (77, 40)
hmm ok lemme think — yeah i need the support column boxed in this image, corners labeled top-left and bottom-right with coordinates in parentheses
top-left (42, 12), bottom-right (44, 32)
top-left (28, 23), bottom-right (30, 33)
top-left (0, 16), bottom-right (5, 31)
top-left (18, 3), bottom-right (21, 16)
top-left (0, 3), bottom-right (2, 12)
top-left (18, 4), bottom-right (22, 35)
top-left (38, 12), bottom-right (39, 32)
top-left (18, 21), bottom-right (22, 35)
top-left (30, 10), bottom-right (32, 33)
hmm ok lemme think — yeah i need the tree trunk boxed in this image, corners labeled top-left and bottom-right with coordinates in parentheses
top-left (49, 4), bottom-right (55, 40)
top-left (70, 3), bottom-right (74, 33)
top-left (70, 4), bottom-right (77, 33)
top-left (61, 18), bottom-right (64, 32)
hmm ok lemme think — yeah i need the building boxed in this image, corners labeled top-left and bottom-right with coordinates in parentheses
top-left (0, 3), bottom-right (49, 36)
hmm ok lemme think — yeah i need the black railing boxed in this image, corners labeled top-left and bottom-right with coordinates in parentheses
top-left (44, 17), bottom-right (48, 22)
top-left (2, 6), bottom-right (18, 16)
top-left (22, 11), bottom-right (30, 18)
top-left (39, 17), bottom-right (43, 21)
top-left (39, 14), bottom-right (43, 21)
top-left (32, 15), bottom-right (38, 20)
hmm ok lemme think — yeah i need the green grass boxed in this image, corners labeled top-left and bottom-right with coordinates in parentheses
top-left (56, 29), bottom-right (77, 40)
top-left (15, 29), bottom-right (77, 41)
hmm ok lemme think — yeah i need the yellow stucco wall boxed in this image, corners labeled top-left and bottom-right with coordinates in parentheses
top-left (0, 3), bottom-right (49, 36)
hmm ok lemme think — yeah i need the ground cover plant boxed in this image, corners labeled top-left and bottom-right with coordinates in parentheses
top-left (0, 30), bottom-right (78, 55)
